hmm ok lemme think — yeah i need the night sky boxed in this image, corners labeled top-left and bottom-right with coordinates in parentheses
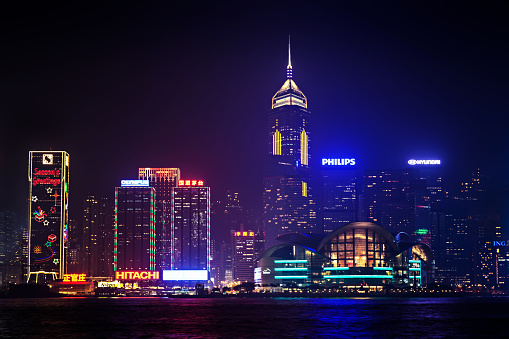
top-left (1, 2), bottom-right (507, 222)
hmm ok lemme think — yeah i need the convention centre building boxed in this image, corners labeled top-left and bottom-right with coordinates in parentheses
top-left (255, 222), bottom-right (433, 292)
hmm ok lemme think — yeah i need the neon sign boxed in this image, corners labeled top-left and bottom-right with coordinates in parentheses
top-left (115, 271), bottom-right (160, 280)
top-left (178, 180), bottom-right (204, 186)
top-left (408, 159), bottom-right (441, 165)
top-left (162, 270), bottom-right (208, 281)
top-left (32, 177), bottom-right (61, 186)
top-left (63, 274), bottom-right (87, 282)
top-left (493, 241), bottom-right (508, 247)
top-left (235, 231), bottom-right (255, 236)
top-left (98, 281), bottom-right (120, 288)
top-left (121, 180), bottom-right (149, 187)
top-left (322, 158), bottom-right (356, 166)
top-left (33, 206), bottom-right (47, 222)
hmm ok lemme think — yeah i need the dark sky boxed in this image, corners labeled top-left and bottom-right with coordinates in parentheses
top-left (1, 2), bottom-right (507, 220)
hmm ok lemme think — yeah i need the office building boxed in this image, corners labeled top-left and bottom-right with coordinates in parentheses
top-left (82, 196), bottom-right (113, 277)
top-left (170, 179), bottom-right (211, 276)
top-left (114, 180), bottom-right (156, 272)
top-left (139, 168), bottom-right (180, 270)
top-left (28, 151), bottom-right (70, 282)
top-left (232, 230), bottom-right (255, 282)
top-left (319, 158), bottom-right (360, 233)
top-left (263, 38), bottom-right (316, 248)
top-left (362, 169), bottom-right (421, 236)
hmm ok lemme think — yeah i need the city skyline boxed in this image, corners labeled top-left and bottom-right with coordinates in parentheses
top-left (1, 2), bottom-right (507, 225)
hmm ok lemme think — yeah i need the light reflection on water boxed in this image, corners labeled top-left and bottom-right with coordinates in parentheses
top-left (1, 297), bottom-right (508, 338)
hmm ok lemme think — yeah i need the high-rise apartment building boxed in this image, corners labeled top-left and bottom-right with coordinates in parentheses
top-left (170, 179), bottom-right (211, 275)
top-left (114, 180), bottom-right (156, 272)
top-left (138, 168), bottom-right (180, 270)
top-left (82, 196), bottom-right (113, 277)
top-left (28, 151), bottom-right (69, 281)
top-left (263, 38), bottom-right (316, 248)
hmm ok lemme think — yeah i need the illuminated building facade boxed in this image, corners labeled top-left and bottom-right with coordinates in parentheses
top-left (139, 168), bottom-right (180, 270)
top-left (255, 222), bottom-right (433, 291)
top-left (114, 181), bottom-right (156, 272)
top-left (170, 180), bottom-right (211, 277)
top-left (82, 196), bottom-right (113, 277)
top-left (28, 151), bottom-right (69, 281)
top-left (263, 38), bottom-right (316, 248)
top-left (319, 162), bottom-right (360, 233)
top-left (362, 169), bottom-right (421, 236)
top-left (232, 230), bottom-right (255, 282)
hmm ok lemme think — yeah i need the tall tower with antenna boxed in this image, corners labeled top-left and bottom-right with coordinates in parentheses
top-left (263, 37), bottom-right (316, 249)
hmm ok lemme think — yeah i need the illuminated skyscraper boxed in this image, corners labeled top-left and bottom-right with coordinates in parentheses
top-left (171, 179), bottom-right (211, 275)
top-left (138, 168), bottom-right (180, 270)
top-left (263, 37), bottom-right (316, 248)
top-left (114, 180), bottom-right (156, 272)
top-left (28, 151), bottom-right (69, 281)
top-left (232, 230), bottom-right (255, 282)
top-left (319, 161), bottom-right (360, 233)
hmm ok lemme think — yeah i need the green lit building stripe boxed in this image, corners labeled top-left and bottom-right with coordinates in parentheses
top-left (274, 276), bottom-right (308, 279)
top-left (373, 267), bottom-right (393, 271)
top-left (323, 267), bottom-right (349, 271)
top-left (274, 260), bottom-right (307, 264)
top-left (274, 268), bottom-right (308, 271)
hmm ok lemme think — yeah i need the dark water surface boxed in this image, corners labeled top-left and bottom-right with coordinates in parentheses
top-left (1, 296), bottom-right (508, 338)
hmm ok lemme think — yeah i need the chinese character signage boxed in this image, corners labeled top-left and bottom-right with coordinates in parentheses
top-left (178, 179), bottom-right (204, 187)
top-left (28, 151), bottom-right (69, 278)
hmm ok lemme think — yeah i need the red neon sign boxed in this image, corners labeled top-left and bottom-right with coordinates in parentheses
top-left (115, 271), bottom-right (160, 280)
top-left (63, 274), bottom-right (86, 282)
top-left (178, 180), bottom-right (204, 187)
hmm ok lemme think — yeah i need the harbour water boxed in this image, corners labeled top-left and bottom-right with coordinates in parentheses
top-left (1, 296), bottom-right (508, 338)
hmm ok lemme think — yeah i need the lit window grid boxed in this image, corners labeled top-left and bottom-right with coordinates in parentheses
top-left (324, 228), bottom-right (388, 268)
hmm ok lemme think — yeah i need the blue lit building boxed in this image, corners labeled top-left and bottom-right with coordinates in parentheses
top-left (255, 222), bottom-right (433, 291)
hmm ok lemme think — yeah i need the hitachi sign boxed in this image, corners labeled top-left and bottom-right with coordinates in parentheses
top-left (322, 158), bottom-right (356, 166)
top-left (115, 271), bottom-right (160, 280)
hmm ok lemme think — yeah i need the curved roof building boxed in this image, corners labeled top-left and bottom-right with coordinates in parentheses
top-left (255, 222), bottom-right (433, 290)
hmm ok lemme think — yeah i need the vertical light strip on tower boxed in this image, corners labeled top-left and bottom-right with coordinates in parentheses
top-left (206, 187), bottom-right (211, 272)
top-left (170, 190), bottom-right (175, 270)
top-left (300, 129), bottom-right (308, 165)
top-left (114, 188), bottom-right (118, 271)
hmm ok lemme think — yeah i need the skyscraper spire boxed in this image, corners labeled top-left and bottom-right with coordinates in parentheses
top-left (287, 35), bottom-right (292, 79)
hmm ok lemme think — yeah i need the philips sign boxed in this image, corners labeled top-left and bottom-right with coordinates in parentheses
top-left (121, 180), bottom-right (149, 187)
top-left (322, 158), bottom-right (356, 166)
top-left (408, 159), bottom-right (441, 165)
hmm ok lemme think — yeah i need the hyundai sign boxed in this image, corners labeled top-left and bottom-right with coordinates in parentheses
top-left (121, 180), bottom-right (150, 187)
top-left (322, 158), bottom-right (356, 166)
top-left (408, 159), bottom-right (441, 165)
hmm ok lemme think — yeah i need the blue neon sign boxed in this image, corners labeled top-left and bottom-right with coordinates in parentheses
top-left (121, 180), bottom-right (149, 187)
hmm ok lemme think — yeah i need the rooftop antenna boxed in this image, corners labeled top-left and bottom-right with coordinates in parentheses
top-left (287, 35), bottom-right (292, 79)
